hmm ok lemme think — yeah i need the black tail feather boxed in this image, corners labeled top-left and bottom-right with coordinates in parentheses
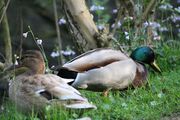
top-left (57, 68), bottom-right (78, 79)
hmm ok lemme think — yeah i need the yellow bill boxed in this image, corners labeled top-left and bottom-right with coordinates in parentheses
top-left (150, 60), bottom-right (161, 73)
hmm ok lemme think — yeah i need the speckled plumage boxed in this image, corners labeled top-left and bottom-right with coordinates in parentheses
top-left (9, 50), bottom-right (96, 114)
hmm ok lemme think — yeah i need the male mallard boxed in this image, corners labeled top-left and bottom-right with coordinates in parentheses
top-left (56, 46), bottom-right (161, 96)
top-left (9, 50), bottom-right (96, 115)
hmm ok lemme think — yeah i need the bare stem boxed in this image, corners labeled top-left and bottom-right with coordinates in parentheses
top-left (0, 0), bottom-right (12, 66)
top-left (0, 0), bottom-right (10, 24)
top-left (53, 0), bottom-right (63, 65)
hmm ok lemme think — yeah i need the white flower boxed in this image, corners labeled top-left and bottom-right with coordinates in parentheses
top-left (171, 15), bottom-right (180, 23)
top-left (149, 22), bottom-right (161, 28)
top-left (159, 4), bottom-right (173, 10)
top-left (37, 39), bottom-right (42, 45)
top-left (58, 18), bottom-right (66, 25)
top-left (111, 21), bottom-right (121, 28)
top-left (23, 32), bottom-right (28, 38)
top-left (143, 21), bottom-right (161, 28)
top-left (15, 60), bottom-right (18, 65)
top-left (125, 36), bottom-right (130, 40)
top-left (124, 31), bottom-right (129, 36)
top-left (153, 36), bottom-right (161, 41)
top-left (61, 50), bottom-right (75, 56)
top-left (150, 101), bottom-right (157, 106)
top-left (112, 9), bottom-right (118, 14)
top-left (98, 6), bottom-right (104, 10)
top-left (97, 25), bottom-right (105, 31)
top-left (143, 21), bottom-right (149, 28)
top-left (90, 5), bottom-right (104, 11)
top-left (174, 7), bottom-right (180, 13)
top-left (50, 51), bottom-right (60, 58)
top-left (159, 27), bottom-right (168, 32)
top-left (51, 65), bottom-right (55, 69)
top-left (124, 16), bottom-right (133, 20)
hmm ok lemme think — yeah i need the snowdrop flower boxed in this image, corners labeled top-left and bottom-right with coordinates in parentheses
top-left (98, 6), bottom-right (104, 10)
top-left (125, 36), bottom-right (130, 40)
top-left (90, 5), bottom-right (104, 11)
top-left (37, 39), bottom-right (42, 45)
top-left (150, 101), bottom-right (157, 106)
top-left (111, 21), bottom-right (122, 28)
top-left (51, 65), bottom-right (55, 69)
top-left (174, 6), bottom-right (180, 13)
top-left (14, 60), bottom-right (18, 65)
top-left (124, 16), bottom-right (133, 20)
top-left (124, 31), bottom-right (129, 40)
top-left (153, 36), bottom-right (161, 41)
top-left (124, 31), bottom-right (129, 36)
top-left (14, 54), bottom-right (19, 59)
top-left (97, 24), bottom-right (105, 31)
top-left (50, 51), bottom-right (60, 58)
top-left (171, 16), bottom-right (180, 23)
top-left (143, 21), bottom-right (149, 28)
top-left (149, 22), bottom-right (161, 28)
top-left (23, 32), bottom-right (29, 38)
top-left (143, 21), bottom-right (161, 29)
top-left (159, 4), bottom-right (173, 10)
top-left (159, 27), bottom-right (168, 32)
top-left (58, 18), bottom-right (66, 25)
top-left (112, 9), bottom-right (118, 14)
top-left (61, 50), bottom-right (75, 56)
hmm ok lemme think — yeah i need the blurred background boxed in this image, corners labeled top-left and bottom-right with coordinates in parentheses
top-left (0, 0), bottom-right (179, 68)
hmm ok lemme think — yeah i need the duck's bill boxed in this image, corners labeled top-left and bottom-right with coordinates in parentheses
top-left (150, 61), bottom-right (161, 73)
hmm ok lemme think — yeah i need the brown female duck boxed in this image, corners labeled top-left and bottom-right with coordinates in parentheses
top-left (9, 50), bottom-right (96, 114)
top-left (56, 46), bottom-right (161, 96)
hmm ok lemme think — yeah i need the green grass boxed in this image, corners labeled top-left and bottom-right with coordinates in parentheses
top-left (0, 46), bottom-right (180, 120)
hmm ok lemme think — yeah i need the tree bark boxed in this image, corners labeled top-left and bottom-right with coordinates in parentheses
top-left (61, 0), bottom-right (111, 52)
top-left (0, 0), bottom-right (12, 66)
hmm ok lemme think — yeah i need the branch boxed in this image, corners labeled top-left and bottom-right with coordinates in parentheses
top-left (0, 0), bottom-right (10, 24)
top-left (136, 0), bottom-right (156, 27)
top-left (0, 62), bottom-right (4, 71)
top-left (110, 8), bottom-right (122, 37)
top-left (0, 0), bottom-right (12, 66)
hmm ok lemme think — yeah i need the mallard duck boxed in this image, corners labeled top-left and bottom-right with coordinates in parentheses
top-left (56, 46), bottom-right (161, 96)
top-left (8, 50), bottom-right (96, 115)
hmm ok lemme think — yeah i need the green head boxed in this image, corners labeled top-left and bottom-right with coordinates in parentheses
top-left (130, 46), bottom-right (161, 73)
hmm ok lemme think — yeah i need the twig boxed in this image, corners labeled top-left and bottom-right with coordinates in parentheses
top-left (110, 8), bottom-right (122, 37)
top-left (53, 0), bottom-right (63, 65)
top-left (0, 0), bottom-right (12, 66)
top-left (19, 7), bottom-right (23, 58)
top-left (28, 26), bottom-right (50, 72)
top-left (0, 0), bottom-right (10, 24)
top-left (136, 0), bottom-right (156, 27)
top-left (0, 62), bottom-right (4, 71)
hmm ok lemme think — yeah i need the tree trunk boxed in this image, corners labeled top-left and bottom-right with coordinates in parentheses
top-left (0, 0), bottom-right (12, 66)
top-left (61, 0), bottom-right (111, 52)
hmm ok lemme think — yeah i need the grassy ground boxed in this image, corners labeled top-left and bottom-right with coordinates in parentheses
top-left (0, 46), bottom-right (179, 120)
